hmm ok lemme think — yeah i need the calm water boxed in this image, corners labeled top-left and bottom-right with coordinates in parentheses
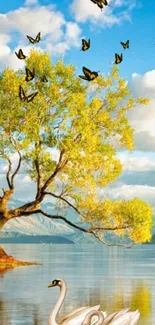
top-left (0, 244), bottom-right (155, 325)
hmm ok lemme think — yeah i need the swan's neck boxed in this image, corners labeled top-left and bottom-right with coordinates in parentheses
top-left (48, 282), bottom-right (67, 325)
top-left (83, 311), bottom-right (105, 325)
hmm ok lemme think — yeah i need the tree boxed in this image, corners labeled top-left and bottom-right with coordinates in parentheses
top-left (0, 49), bottom-right (153, 250)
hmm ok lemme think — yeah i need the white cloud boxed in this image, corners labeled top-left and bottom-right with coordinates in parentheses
top-left (100, 183), bottom-right (155, 210)
top-left (0, 2), bottom-right (82, 69)
top-left (127, 70), bottom-right (155, 151)
top-left (117, 152), bottom-right (155, 172)
top-left (70, 0), bottom-right (136, 26)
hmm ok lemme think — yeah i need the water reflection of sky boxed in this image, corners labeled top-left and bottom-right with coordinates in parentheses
top-left (0, 244), bottom-right (154, 325)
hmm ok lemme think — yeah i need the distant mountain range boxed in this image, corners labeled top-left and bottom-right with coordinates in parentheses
top-left (0, 232), bottom-right (74, 244)
top-left (0, 199), bottom-right (97, 244)
top-left (0, 199), bottom-right (154, 244)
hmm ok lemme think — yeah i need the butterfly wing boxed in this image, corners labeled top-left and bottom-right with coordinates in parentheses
top-left (90, 0), bottom-right (98, 4)
top-left (25, 68), bottom-right (35, 82)
top-left (126, 40), bottom-right (129, 48)
top-left (120, 42), bottom-right (126, 49)
top-left (26, 92), bottom-right (38, 102)
top-left (35, 32), bottom-right (41, 43)
top-left (16, 49), bottom-right (26, 59)
top-left (15, 52), bottom-right (19, 58)
top-left (42, 75), bottom-right (48, 82)
top-left (79, 75), bottom-right (89, 80)
top-left (82, 66), bottom-right (92, 78)
top-left (81, 39), bottom-right (86, 51)
top-left (115, 53), bottom-right (122, 64)
top-left (101, 0), bottom-right (108, 5)
top-left (27, 35), bottom-right (35, 44)
top-left (97, 2), bottom-right (103, 9)
top-left (90, 72), bottom-right (98, 80)
top-left (120, 40), bottom-right (129, 49)
top-left (19, 85), bottom-right (26, 101)
top-left (88, 39), bottom-right (90, 47)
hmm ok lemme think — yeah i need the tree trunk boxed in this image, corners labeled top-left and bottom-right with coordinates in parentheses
top-left (0, 247), bottom-right (8, 258)
top-left (0, 218), bottom-right (9, 258)
top-left (0, 216), bottom-right (39, 270)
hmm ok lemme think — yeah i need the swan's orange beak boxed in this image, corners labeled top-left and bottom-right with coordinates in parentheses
top-left (48, 283), bottom-right (56, 288)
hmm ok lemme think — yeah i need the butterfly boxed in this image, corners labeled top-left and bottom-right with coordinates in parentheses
top-left (120, 40), bottom-right (129, 49)
top-left (90, 0), bottom-right (103, 10)
top-left (25, 67), bottom-right (35, 82)
top-left (26, 32), bottom-right (41, 44)
top-left (41, 75), bottom-right (48, 82)
top-left (79, 67), bottom-right (99, 81)
top-left (19, 85), bottom-right (38, 102)
top-left (115, 53), bottom-right (123, 64)
top-left (15, 49), bottom-right (26, 59)
top-left (81, 39), bottom-right (90, 51)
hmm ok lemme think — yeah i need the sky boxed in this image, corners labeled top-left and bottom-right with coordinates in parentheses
top-left (0, 0), bottom-right (155, 215)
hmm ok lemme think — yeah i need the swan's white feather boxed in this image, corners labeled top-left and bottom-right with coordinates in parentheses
top-left (59, 305), bottom-right (105, 325)
top-left (109, 310), bottom-right (140, 324)
top-left (102, 309), bottom-right (130, 324)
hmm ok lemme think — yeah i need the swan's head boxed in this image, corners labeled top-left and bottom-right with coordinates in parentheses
top-left (48, 278), bottom-right (63, 288)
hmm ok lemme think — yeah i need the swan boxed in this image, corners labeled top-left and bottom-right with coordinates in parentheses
top-left (82, 309), bottom-right (140, 325)
top-left (47, 278), bottom-right (107, 325)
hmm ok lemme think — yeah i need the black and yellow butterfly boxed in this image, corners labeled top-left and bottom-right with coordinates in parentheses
top-left (25, 67), bottom-right (35, 82)
top-left (120, 40), bottom-right (129, 49)
top-left (79, 67), bottom-right (99, 81)
top-left (19, 85), bottom-right (38, 102)
top-left (26, 32), bottom-right (41, 44)
top-left (41, 75), bottom-right (48, 82)
top-left (81, 39), bottom-right (90, 51)
top-left (90, 0), bottom-right (103, 10)
top-left (115, 53), bottom-right (123, 64)
top-left (15, 49), bottom-right (26, 59)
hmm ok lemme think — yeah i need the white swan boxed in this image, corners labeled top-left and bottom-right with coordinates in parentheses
top-left (48, 278), bottom-right (107, 325)
top-left (82, 309), bottom-right (140, 325)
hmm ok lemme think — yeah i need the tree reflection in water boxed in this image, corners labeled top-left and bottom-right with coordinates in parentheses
top-left (0, 298), bottom-right (41, 325)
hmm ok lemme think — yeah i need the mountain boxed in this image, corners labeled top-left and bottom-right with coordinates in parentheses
top-left (1, 199), bottom-right (98, 244)
top-left (0, 232), bottom-right (74, 244)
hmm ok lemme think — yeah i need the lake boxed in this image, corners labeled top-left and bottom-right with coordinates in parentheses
top-left (0, 244), bottom-right (155, 325)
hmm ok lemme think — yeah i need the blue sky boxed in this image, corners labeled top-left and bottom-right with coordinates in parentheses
top-left (0, 0), bottom-right (155, 217)
top-left (0, 0), bottom-right (155, 78)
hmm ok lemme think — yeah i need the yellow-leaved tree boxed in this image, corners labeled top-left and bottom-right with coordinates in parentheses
top-left (0, 49), bottom-right (153, 256)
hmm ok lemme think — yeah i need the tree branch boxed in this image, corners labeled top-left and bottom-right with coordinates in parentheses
top-left (7, 135), bottom-right (22, 189)
top-left (34, 158), bottom-right (42, 199)
top-left (40, 150), bottom-right (67, 194)
top-left (91, 230), bottom-right (134, 248)
top-left (17, 209), bottom-right (133, 238)
top-left (43, 191), bottom-right (81, 215)
top-left (10, 150), bottom-right (22, 189)
top-left (6, 157), bottom-right (12, 190)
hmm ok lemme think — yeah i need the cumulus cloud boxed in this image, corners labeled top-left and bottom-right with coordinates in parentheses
top-left (99, 183), bottom-right (155, 211)
top-left (0, 1), bottom-right (82, 69)
top-left (70, 0), bottom-right (136, 26)
top-left (117, 152), bottom-right (155, 172)
top-left (127, 69), bottom-right (155, 151)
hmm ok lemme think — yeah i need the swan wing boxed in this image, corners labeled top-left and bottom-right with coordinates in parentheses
top-left (130, 311), bottom-right (140, 325)
top-left (59, 305), bottom-right (101, 325)
top-left (111, 308), bottom-right (131, 321)
top-left (103, 309), bottom-right (130, 324)
top-left (109, 311), bottom-right (140, 325)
